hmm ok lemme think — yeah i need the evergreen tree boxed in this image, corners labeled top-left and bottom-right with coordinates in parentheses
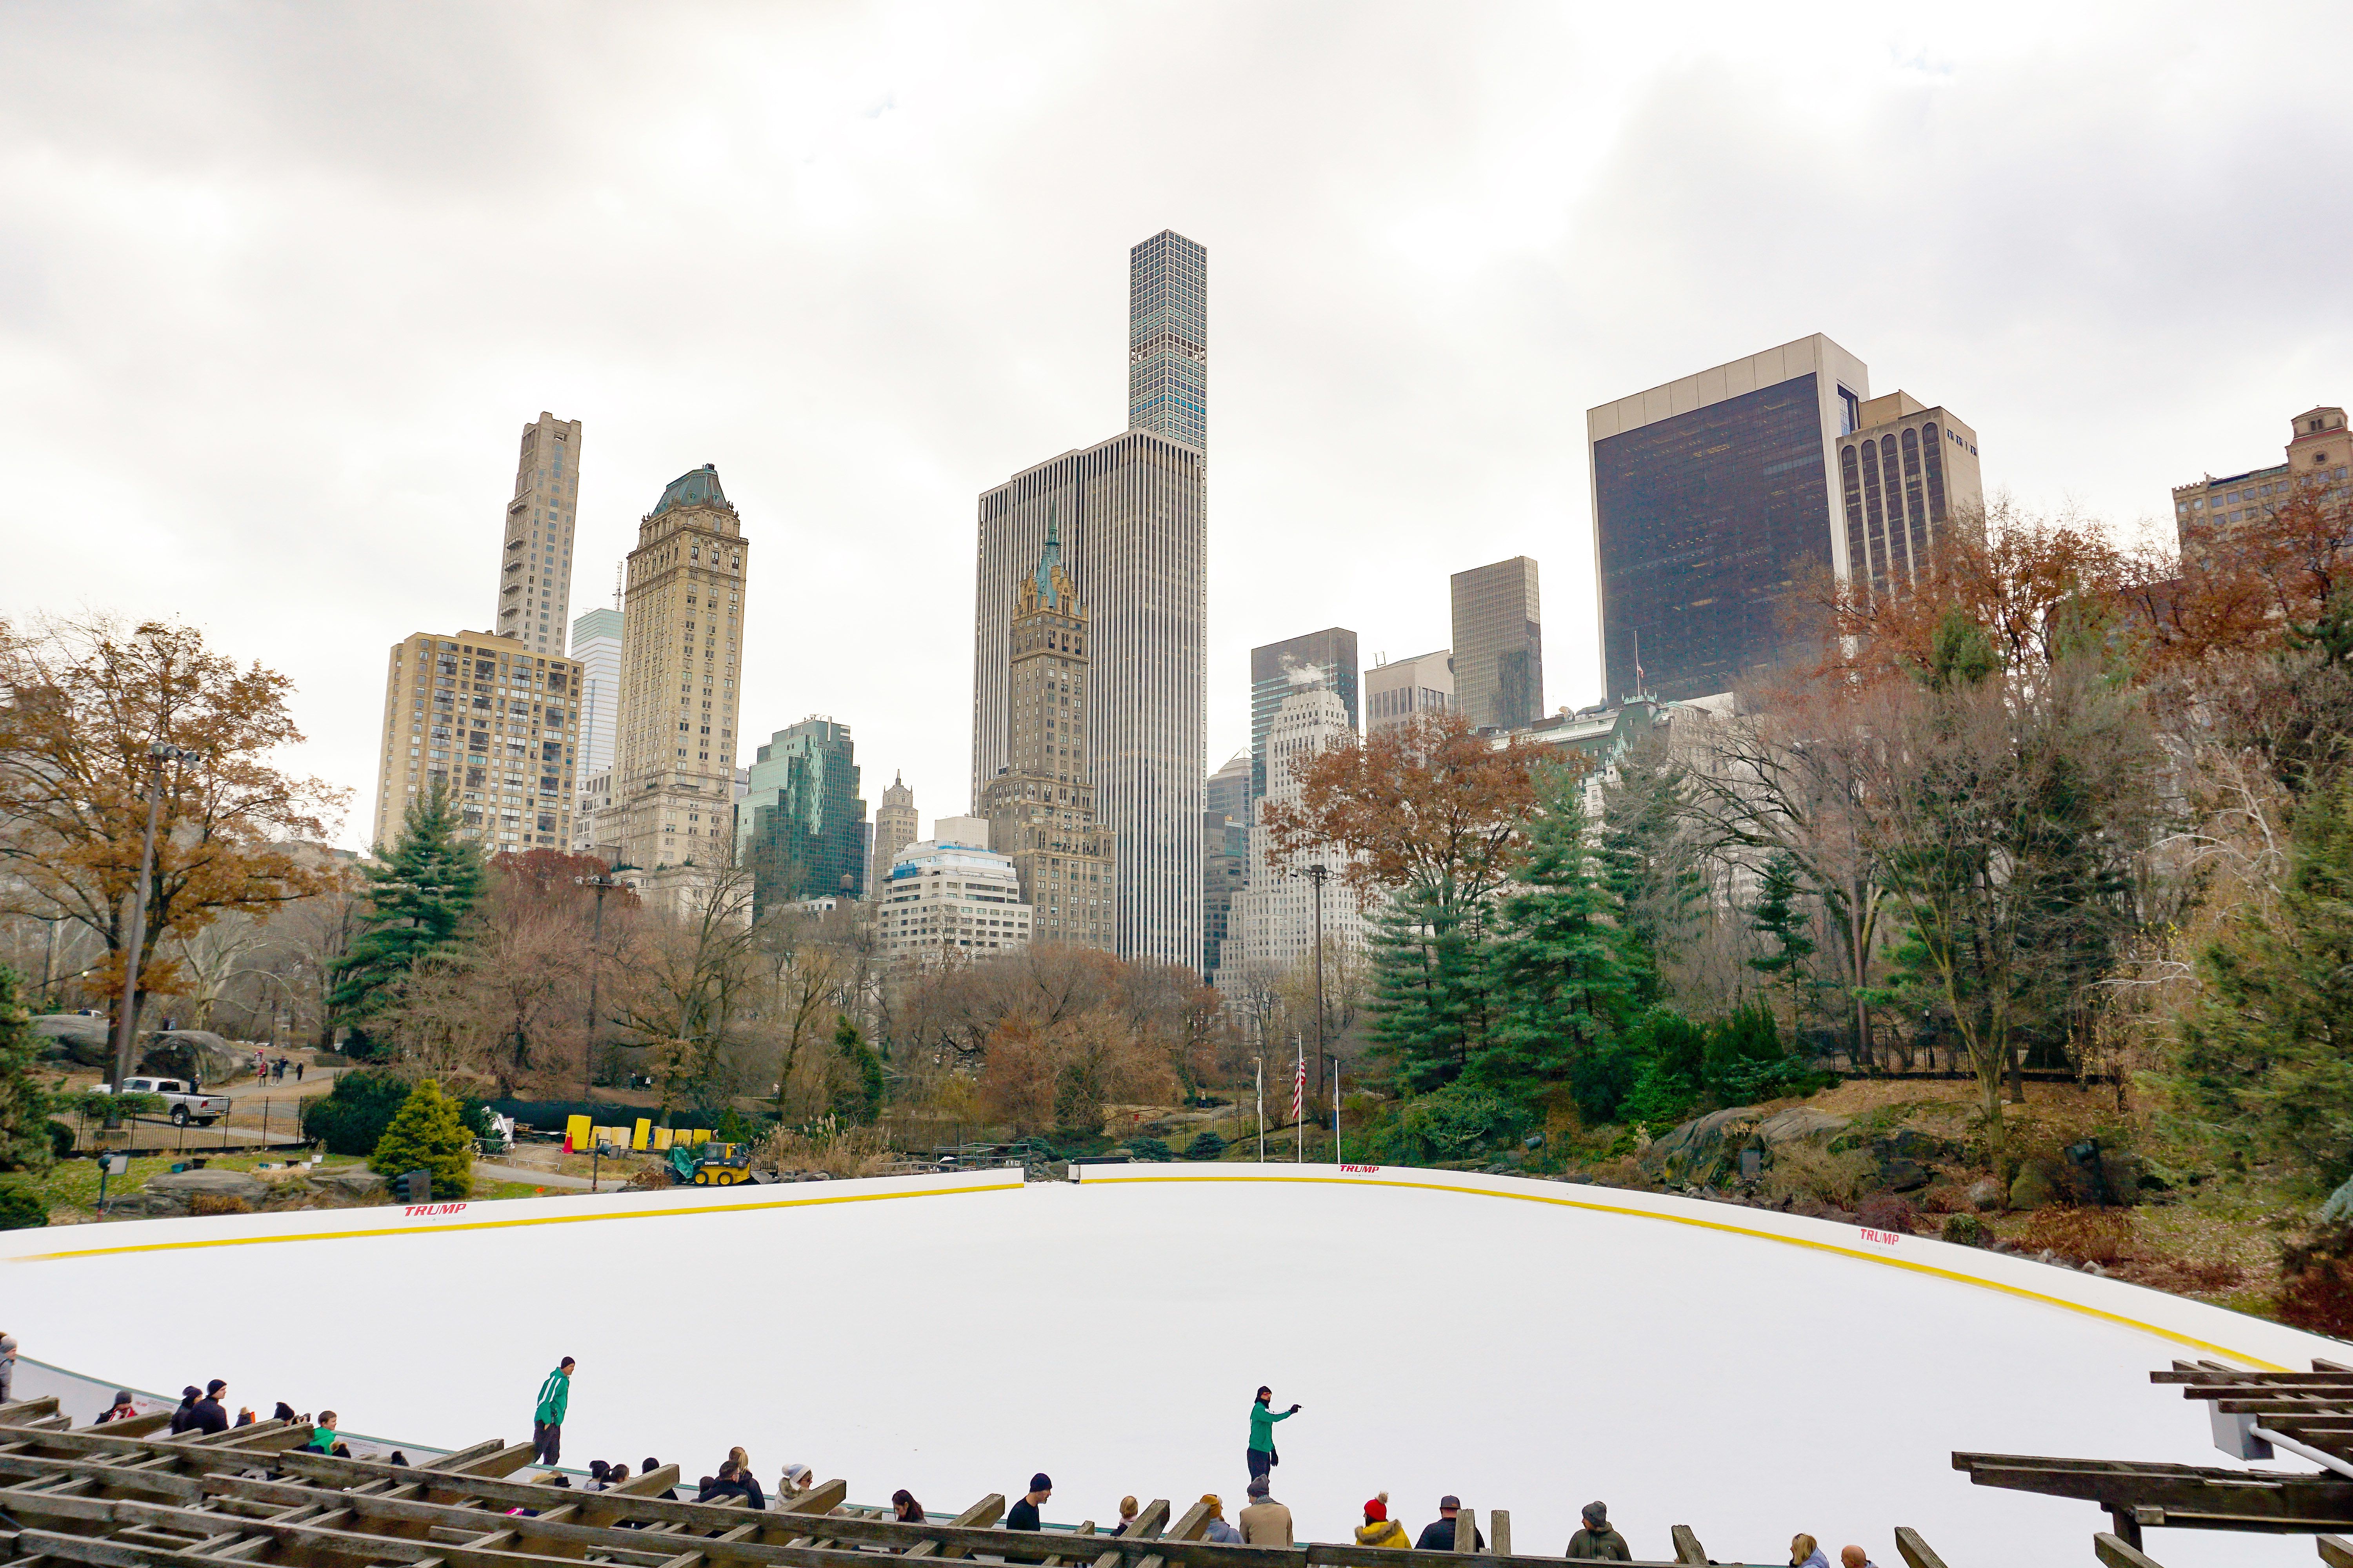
top-left (1365, 889), bottom-right (1502, 1095)
top-left (367, 1077), bottom-right (477, 1199)
top-left (0, 965), bottom-right (58, 1176)
top-left (1487, 765), bottom-right (1632, 1119)
top-left (1597, 734), bottom-right (1703, 1007)
top-left (1746, 854), bottom-right (1820, 1037)
top-left (832, 1014), bottom-right (884, 1125)
top-left (331, 782), bottom-right (485, 1048)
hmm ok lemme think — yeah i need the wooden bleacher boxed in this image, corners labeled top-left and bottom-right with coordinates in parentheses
top-left (0, 1399), bottom-right (1956, 1568)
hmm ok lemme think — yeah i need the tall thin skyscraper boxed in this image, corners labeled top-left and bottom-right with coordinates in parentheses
top-left (1450, 558), bottom-right (1543, 729)
top-left (973, 231), bottom-right (1209, 972)
top-left (496, 414), bottom-right (582, 654)
top-left (1249, 629), bottom-right (1358, 801)
top-left (569, 606), bottom-right (622, 777)
top-left (611, 465), bottom-right (750, 883)
top-left (1588, 334), bottom-right (1870, 703)
top-left (869, 773), bottom-right (917, 899)
top-left (1127, 229), bottom-right (1208, 453)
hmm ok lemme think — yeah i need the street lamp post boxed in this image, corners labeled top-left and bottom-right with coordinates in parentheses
top-left (1300, 861), bottom-right (1331, 1123)
top-left (109, 743), bottom-right (202, 1110)
top-left (578, 872), bottom-right (622, 1102)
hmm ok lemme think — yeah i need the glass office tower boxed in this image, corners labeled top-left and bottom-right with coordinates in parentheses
top-left (1127, 230), bottom-right (1208, 453)
top-left (1249, 628), bottom-right (1358, 799)
top-left (1587, 335), bottom-right (1870, 704)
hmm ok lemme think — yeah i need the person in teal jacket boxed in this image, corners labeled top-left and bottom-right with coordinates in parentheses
top-left (533, 1357), bottom-right (574, 1464)
top-left (1246, 1385), bottom-right (1299, 1486)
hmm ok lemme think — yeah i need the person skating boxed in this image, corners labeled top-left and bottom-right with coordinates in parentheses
top-left (1238, 1475), bottom-right (1292, 1546)
top-left (532, 1357), bottom-right (574, 1464)
top-left (1245, 1385), bottom-right (1298, 1486)
top-left (1415, 1497), bottom-right (1482, 1552)
top-left (1355, 1494), bottom-right (1407, 1552)
top-left (191, 1380), bottom-right (231, 1435)
top-left (1007, 1474), bottom-right (1051, 1532)
top-left (1567, 1501), bottom-right (1630, 1562)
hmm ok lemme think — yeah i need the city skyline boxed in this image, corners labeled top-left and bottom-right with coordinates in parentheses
top-left (4, 8), bottom-right (2345, 862)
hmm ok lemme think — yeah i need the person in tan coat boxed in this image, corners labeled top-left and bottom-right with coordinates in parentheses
top-left (1355, 1494), bottom-right (1408, 1552)
top-left (1238, 1475), bottom-right (1293, 1546)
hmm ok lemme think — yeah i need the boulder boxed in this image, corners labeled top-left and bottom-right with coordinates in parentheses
top-left (145, 1168), bottom-right (270, 1206)
top-left (1755, 1107), bottom-right (1851, 1149)
top-left (1964, 1176), bottom-right (2007, 1212)
top-left (2009, 1157), bottom-right (2064, 1211)
top-left (33, 1014), bottom-right (115, 1067)
top-left (138, 1031), bottom-right (251, 1087)
top-left (1877, 1156), bottom-right (1933, 1193)
top-left (1638, 1106), bottom-right (1764, 1184)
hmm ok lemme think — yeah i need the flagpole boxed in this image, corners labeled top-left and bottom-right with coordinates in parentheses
top-left (1255, 1057), bottom-right (1264, 1163)
top-left (1294, 1036), bottom-right (1304, 1164)
top-left (1333, 1059), bottom-right (1342, 1163)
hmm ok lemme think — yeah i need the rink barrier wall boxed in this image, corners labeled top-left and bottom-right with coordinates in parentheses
top-left (0, 1167), bottom-right (1021, 1265)
top-left (1072, 1161), bottom-right (2331, 1372)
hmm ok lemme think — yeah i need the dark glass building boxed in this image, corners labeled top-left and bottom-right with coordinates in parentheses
top-left (1249, 629), bottom-right (1358, 800)
top-left (1588, 335), bottom-right (1870, 704)
top-left (737, 717), bottom-right (867, 917)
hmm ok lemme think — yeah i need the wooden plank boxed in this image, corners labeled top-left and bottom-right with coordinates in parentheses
top-left (0, 1452), bottom-right (205, 1501)
top-left (2093, 1532), bottom-right (2166, 1568)
top-left (1488, 1513), bottom-right (1508, 1559)
top-left (0, 1399), bottom-right (63, 1424)
top-left (2318, 1534), bottom-right (2353, 1568)
top-left (1454, 1507), bottom-right (1477, 1555)
top-left (1891, 1527), bottom-right (1947, 1568)
top-left (73, 1415), bottom-right (177, 1438)
top-left (1669, 1526), bottom-right (1704, 1565)
top-left (905, 1494), bottom-right (1004, 1561)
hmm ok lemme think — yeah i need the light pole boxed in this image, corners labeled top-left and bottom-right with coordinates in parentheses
top-left (109, 742), bottom-right (202, 1109)
top-left (578, 872), bottom-right (622, 1102)
top-left (1299, 862), bottom-right (1331, 1122)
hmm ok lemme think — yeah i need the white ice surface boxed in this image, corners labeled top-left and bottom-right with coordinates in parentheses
top-left (4, 1164), bottom-right (2346, 1568)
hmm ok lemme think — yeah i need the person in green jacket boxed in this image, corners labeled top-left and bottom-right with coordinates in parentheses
top-left (533, 1357), bottom-right (575, 1464)
top-left (1245, 1385), bottom-right (1299, 1487)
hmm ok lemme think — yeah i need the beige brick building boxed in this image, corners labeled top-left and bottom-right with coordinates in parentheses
top-left (2172, 405), bottom-right (2351, 550)
top-left (607, 465), bottom-right (751, 881)
top-left (1836, 391), bottom-right (1983, 599)
top-left (370, 631), bottom-right (580, 854)
top-left (496, 414), bottom-right (583, 655)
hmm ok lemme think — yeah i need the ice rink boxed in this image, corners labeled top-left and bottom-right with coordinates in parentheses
top-left (5, 1163), bottom-right (2345, 1568)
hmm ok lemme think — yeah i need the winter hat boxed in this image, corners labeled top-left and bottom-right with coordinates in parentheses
top-left (1029, 1473), bottom-right (1053, 1494)
top-left (181, 1386), bottom-right (200, 1401)
top-left (207, 1380), bottom-right (226, 1394)
top-left (1247, 1475), bottom-right (1270, 1498)
top-left (112, 1391), bottom-right (133, 1405)
top-left (1582, 1503), bottom-right (1607, 1528)
top-left (1364, 1496), bottom-right (1388, 1523)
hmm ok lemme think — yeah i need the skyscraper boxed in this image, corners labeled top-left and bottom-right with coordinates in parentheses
top-left (610, 464), bottom-right (750, 880)
top-left (1589, 335), bottom-right (1870, 703)
top-left (980, 526), bottom-right (1116, 950)
top-left (869, 772), bottom-right (917, 899)
top-left (1249, 629), bottom-right (1358, 801)
top-left (1224, 677), bottom-right (1368, 993)
top-left (1203, 751), bottom-right (1250, 981)
top-left (973, 231), bottom-right (1209, 971)
top-left (569, 605), bottom-right (623, 777)
top-left (737, 717), bottom-right (867, 916)
top-left (496, 414), bottom-right (582, 655)
top-left (1127, 229), bottom-right (1208, 453)
top-left (1837, 392), bottom-right (1984, 602)
top-left (1450, 559), bottom-right (1542, 729)
top-left (1364, 649), bottom-right (1454, 736)
top-left (370, 631), bottom-right (579, 853)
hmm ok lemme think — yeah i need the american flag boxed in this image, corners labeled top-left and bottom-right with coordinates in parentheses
top-left (1291, 1052), bottom-right (1306, 1123)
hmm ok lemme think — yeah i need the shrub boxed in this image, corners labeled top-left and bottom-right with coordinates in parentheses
top-left (1183, 1131), bottom-right (1229, 1162)
top-left (1856, 1194), bottom-right (1917, 1234)
top-left (1940, 1212), bottom-right (1988, 1247)
top-left (1125, 1136), bottom-right (1173, 1162)
top-left (2012, 1206), bottom-right (2136, 1266)
top-left (759, 1116), bottom-right (896, 1178)
top-left (1759, 1143), bottom-right (1877, 1208)
top-left (46, 1120), bottom-right (74, 1160)
top-left (189, 1192), bottom-right (253, 1216)
top-left (367, 1078), bottom-right (476, 1200)
top-left (2280, 1224), bottom-right (2353, 1337)
top-left (1379, 1085), bottom-right (1509, 1165)
top-left (0, 1180), bottom-right (47, 1230)
top-left (303, 1068), bottom-right (415, 1156)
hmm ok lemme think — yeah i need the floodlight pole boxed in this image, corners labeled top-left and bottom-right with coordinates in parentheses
top-left (578, 872), bottom-right (621, 1101)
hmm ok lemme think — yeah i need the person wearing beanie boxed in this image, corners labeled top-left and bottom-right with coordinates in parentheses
top-left (1198, 1495), bottom-right (1240, 1544)
top-left (168, 1386), bottom-right (202, 1435)
top-left (96, 1391), bottom-right (139, 1424)
top-left (1245, 1386), bottom-right (1300, 1487)
top-left (1238, 1474), bottom-right (1292, 1546)
top-left (1356, 1493), bottom-right (1408, 1552)
top-left (532, 1358), bottom-right (574, 1465)
top-left (1007, 1474), bottom-right (1051, 1532)
top-left (1567, 1501), bottom-right (1630, 1562)
top-left (191, 1380), bottom-right (230, 1435)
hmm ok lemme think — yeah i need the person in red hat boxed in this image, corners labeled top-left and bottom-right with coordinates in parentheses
top-left (1355, 1492), bottom-right (1408, 1552)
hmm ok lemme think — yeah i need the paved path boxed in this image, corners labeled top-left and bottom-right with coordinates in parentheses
top-left (474, 1161), bottom-right (630, 1192)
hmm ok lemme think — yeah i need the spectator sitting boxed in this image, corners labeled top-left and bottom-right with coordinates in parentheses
top-left (390, 1453), bottom-right (411, 1467)
top-left (1567, 1502), bottom-right (1629, 1562)
top-left (167, 1386), bottom-right (200, 1434)
top-left (1415, 1497), bottom-right (1482, 1553)
top-left (644, 1458), bottom-right (679, 1501)
top-left (892, 1490), bottom-right (925, 1524)
top-left (548, 1475), bottom-right (572, 1489)
top-left (778, 1463), bottom-right (815, 1503)
top-left (698, 1460), bottom-right (766, 1509)
top-left (609, 1462), bottom-right (632, 1486)
top-left (271, 1402), bottom-right (299, 1423)
top-left (1007, 1474), bottom-right (1051, 1532)
top-left (304, 1411), bottom-right (340, 1454)
top-left (1355, 1494), bottom-right (1406, 1552)
top-left (1238, 1476), bottom-right (1292, 1546)
top-left (191, 1381), bottom-right (231, 1435)
top-left (1198, 1495), bottom-right (1239, 1545)
top-left (726, 1448), bottom-right (767, 1509)
top-left (1110, 1496), bottom-right (1139, 1537)
top-left (234, 1406), bottom-right (256, 1428)
top-left (1790, 1536), bottom-right (1828, 1568)
top-left (587, 1461), bottom-right (613, 1492)
top-left (1838, 1550), bottom-right (1877, 1568)
top-left (96, 1391), bottom-right (139, 1424)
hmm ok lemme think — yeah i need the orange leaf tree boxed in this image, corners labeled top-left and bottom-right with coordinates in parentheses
top-left (0, 615), bottom-right (345, 1056)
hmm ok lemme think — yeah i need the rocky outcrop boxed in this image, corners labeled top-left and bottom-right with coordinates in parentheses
top-left (138, 1031), bottom-right (252, 1086)
top-left (33, 1014), bottom-right (115, 1067)
top-left (1640, 1104), bottom-right (1854, 1186)
top-left (104, 1164), bottom-right (389, 1219)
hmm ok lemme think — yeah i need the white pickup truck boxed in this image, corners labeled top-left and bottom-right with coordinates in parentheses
top-left (96, 1076), bottom-right (230, 1126)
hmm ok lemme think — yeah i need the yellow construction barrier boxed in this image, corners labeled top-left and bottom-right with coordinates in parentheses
top-left (633, 1118), bottom-right (651, 1151)
top-left (565, 1115), bottom-right (590, 1152)
top-left (652, 1127), bottom-right (673, 1152)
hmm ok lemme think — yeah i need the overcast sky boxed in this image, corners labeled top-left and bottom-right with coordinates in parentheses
top-left (4, 2), bottom-right (2348, 850)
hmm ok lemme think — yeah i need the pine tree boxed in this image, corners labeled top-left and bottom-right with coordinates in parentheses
top-left (1487, 766), bottom-right (1632, 1119)
top-left (331, 782), bottom-right (486, 1047)
top-left (1747, 854), bottom-right (1820, 1038)
top-left (833, 1014), bottom-right (884, 1124)
top-left (1596, 734), bottom-right (1702, 1007)
top-left (1365, 889), bottom-right (1502, 1096)
top-left (367, 1077), bottom-right (477, 1199)
top-left (0, 965), bottom-right (58, 1176)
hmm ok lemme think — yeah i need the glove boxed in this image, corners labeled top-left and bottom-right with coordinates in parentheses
top-left (1288, 1403), bottom-right (1301, 1413)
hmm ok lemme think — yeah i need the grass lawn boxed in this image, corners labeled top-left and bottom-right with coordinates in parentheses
top-left (31, 1151), bottom-right (370, 1221)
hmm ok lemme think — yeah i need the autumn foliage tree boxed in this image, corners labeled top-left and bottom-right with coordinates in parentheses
top-left (0, 615), bottom-right (344, 1052)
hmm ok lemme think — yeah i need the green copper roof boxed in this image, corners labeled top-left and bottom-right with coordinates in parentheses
top-left (1034, 506), bottom-right (1062, 607)
top-left (651, 464), bottom-right (728, 516)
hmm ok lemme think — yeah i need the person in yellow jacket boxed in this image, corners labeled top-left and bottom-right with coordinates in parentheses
top-left (1355, 1493), bottom-right (1409, 1552)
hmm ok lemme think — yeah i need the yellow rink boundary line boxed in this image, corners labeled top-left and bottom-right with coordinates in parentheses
top-left (1079, 1170), bottom-right (2290, 1372)
top-left (11, 1178), bottom-right (1025, 1262)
